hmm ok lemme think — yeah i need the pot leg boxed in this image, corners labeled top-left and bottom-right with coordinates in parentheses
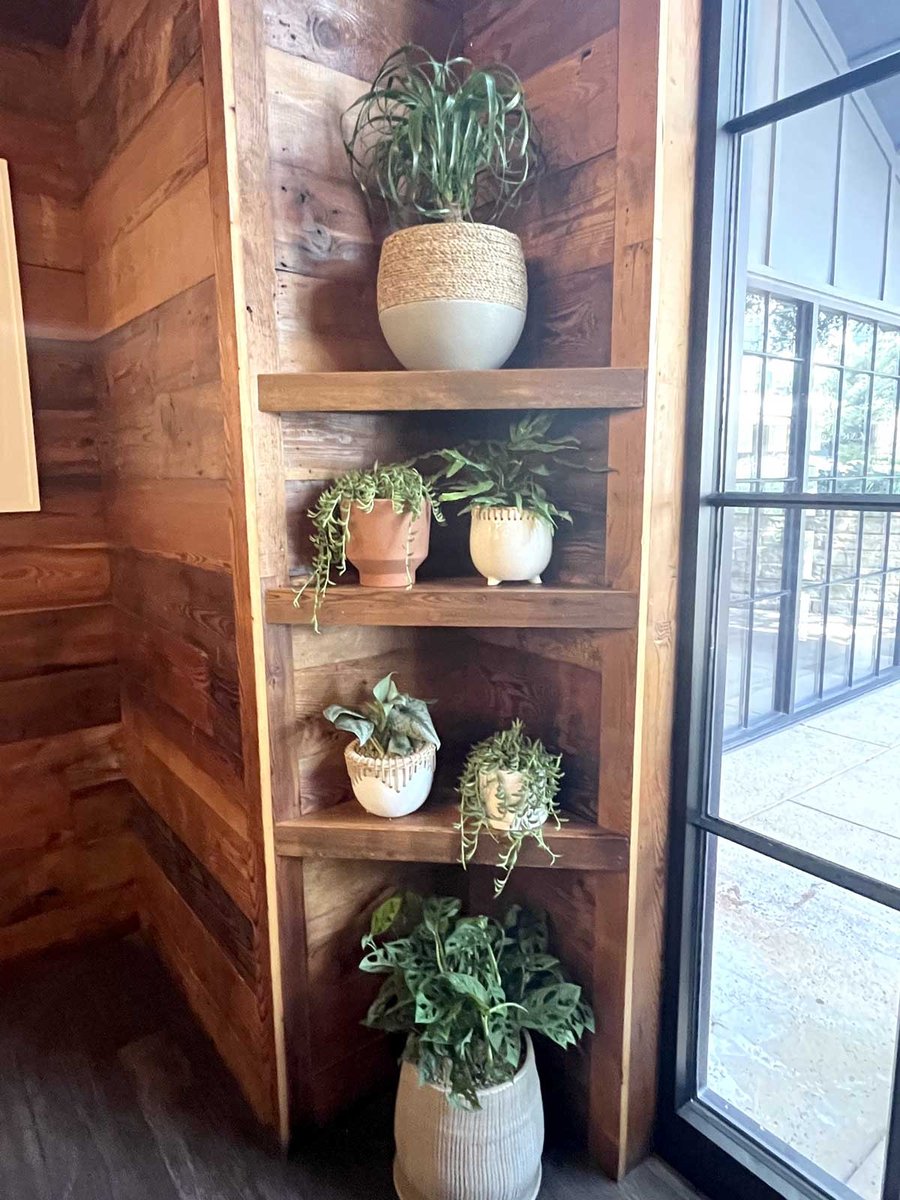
top-left (486, 577), bottom-right (502, 587)
top-left (528, 575), bottom-right (543, 585)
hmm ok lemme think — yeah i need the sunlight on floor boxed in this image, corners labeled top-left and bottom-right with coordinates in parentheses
top-left (707, 681), bottom-right (900, 1199)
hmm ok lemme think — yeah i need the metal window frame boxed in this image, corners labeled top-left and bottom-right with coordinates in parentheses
top-left (657, 3), bottom-right (900, 1200)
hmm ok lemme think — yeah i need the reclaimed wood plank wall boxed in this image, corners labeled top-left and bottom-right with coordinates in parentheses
top-left (62, 0), bottom-right (280, 1127)
top-left (0, 37), bottom-right (135, 963)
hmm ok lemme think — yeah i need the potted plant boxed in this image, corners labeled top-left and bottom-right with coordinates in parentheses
top-left (361, 893), bottom-right (593, 1200)
top-left (324, 673), bottom-right (439, 818)
top-left (342, 46), bottom-right (536, 370)
top-left (458, 720), bottom-right (564, 895)
top-left (296, 463), bottom-right (443, 628)
top-left (435, 414), bottom-right (581, 586)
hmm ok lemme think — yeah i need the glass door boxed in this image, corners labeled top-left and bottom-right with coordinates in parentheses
top-left (660, 3), bottom-right (900, 1199)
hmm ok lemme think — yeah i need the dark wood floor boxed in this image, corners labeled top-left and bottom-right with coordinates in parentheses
top-left (0, 934), bottom-right (703, 1200)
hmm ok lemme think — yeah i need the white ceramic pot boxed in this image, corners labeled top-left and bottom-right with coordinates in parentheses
top-left (345, 741), bottom-right (435, 818)
top-left (478, 768), bottom-right (548, 833)
top-left (394, 1033), bottom-right (543, 1200)
top-left (469, 507), bottom-right (554, 587)
top-left (377, 223), bottom-right (527, 370)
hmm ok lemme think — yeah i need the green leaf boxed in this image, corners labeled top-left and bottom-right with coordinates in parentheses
top-left (323, 706), bottom-right (375, 747)
top-left (370, 895), bottom-right (403, 937)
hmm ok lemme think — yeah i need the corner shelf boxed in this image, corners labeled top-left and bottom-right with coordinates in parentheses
top-left (258, 366), bottom-right (646, 412)
top-left (267, 580), bottom-right (638, 629)
top-left (274, 800), bottom-right (628, 873)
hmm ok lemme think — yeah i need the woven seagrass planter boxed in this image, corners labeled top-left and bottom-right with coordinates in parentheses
top-left (469, 506), bottom-right (553, 586)
top-left (377, 222), bottom-right (527, 370)
top-left (393, 1033), bottom-right (543, 1200)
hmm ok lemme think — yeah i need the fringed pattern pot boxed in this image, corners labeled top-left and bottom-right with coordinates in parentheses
top-left (393, 1033), bottom-right (543, 1200)
top-left (345, 741), bottom-right (436, 818)
top-left (377, 223), bottom-right (527, 370)
top-left (469, 506), bottom-right (553, 586)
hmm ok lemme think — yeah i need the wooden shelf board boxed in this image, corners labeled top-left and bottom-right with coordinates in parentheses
top-left (275, 800), bottom-right (628, 872)
top-left (267, 580), bottom-right (638, 629)
top-left (258, 367), bottom-right (646, 412)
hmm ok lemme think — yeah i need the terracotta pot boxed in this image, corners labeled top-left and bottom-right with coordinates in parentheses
top-left (345, 499), bottom-right (431, 587)
top-left (394, 1032), bottom-right (543, 1200)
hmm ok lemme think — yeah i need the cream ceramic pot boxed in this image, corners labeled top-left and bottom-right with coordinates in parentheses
top-left (469, 507), bottom-right (553, 586)
top-left (478, 768), bottom-right (548, 832)
top-left (393, 1033), bottom-right (544, 1200)
top-left (377, 223), bottom-right (527, 370)
top-left (344, 741), bottom-right (435, 818)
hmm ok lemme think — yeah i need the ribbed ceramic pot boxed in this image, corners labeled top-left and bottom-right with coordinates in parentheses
top-left (345, 499), bottom-right (431, 587)
top-left (469, 507), bottom-right (553, 586)
top-left (377, 223), bottom-right (527, 370)
top-left (393, 1033), bottom-right (543, 1200)
top-left (345, 741), bottom-right (436, 818)
top-left (478, 768), bottom-right (548, 833)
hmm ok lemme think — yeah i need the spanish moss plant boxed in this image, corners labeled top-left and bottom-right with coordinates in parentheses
top-left (342, 45), bottom-right (536, 226)
top-left (294, 463), bottom-right (443, 629)
top-left (457, 720), bottom-right (564, 896)
top-left (435, 413), bottom-right (584, 530)
top-left (324, 672), bottom-right (439, 759)
top-left (360, 892), bottom-right (594, 1108)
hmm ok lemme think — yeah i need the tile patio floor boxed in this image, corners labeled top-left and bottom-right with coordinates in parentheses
top-left (707, 680), bottom-right (900, 1199)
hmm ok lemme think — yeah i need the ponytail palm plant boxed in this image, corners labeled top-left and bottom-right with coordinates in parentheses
top-left (342, 45), bottom-right (537, 225)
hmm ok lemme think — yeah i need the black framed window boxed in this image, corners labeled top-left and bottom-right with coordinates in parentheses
top-left (659, 3), bottom-right (900, 1200)
top-left (724, 289), bottom-right (900, 744)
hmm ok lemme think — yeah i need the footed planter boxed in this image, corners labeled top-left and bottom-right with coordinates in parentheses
top-left (377, 223), bottom-right (527, 370)
top-left (346, 499), bottom-right (431, 587)
top-left (479, 768), bottom-right (548, 832)
top-left (469, 507), bottom-right (553, 586)
top-left (345, 741), bottom-right (435, 818)
top-left (393, 1034), bottom-right (543, 1200)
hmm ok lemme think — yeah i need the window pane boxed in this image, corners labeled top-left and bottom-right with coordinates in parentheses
top-left (845, 317), bottom-right (875, 371)
top-left (743, 0), bottom-right (900, 119)
top-left (767, 297), bottom-right (799, 355)
top-left (875, 325), bottom-right (900, 375)
top-left (722, 508), bottom-right (788, 738)
top-left (703, 836), bottom-right (900, 1199)
top-left (816, 309), bottom-right (844, 364)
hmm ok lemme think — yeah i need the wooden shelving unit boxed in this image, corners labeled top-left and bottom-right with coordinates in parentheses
top-left (268, 580), bottom-right (638, 629)
top-left (258, 366), bottom-right (646, 412)
top-left (275, 800), bottom-right (628, 872)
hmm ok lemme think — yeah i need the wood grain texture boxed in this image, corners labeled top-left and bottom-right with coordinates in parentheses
top-left (11, 190), bottom-right (83, 271)
top-left (138, 847), bottom-right (274, 1124)
top-left (76, 0), bottom-right (201, 179)
top-left (0, 1), bottom-right (88, 50)
top-left (105, 478), bottom-right (232, 569)
top-left (19, 265), bottom-right (90, 340)
top-left (0, 604), bottom-right (115, 680)
top-left (86, 170), bottom-right (216, 337)
top-left (465, 0), bottom-right (617, 79)
top-left (276, 801), bottom-right (628, 871)
top-left (259, 366), bottom-right (644, 412)
top-left (0, 60), bottom-right (127, 964)
top-left (133, 793), bottom-right (257, 983)
top-left (272, 581), bottom-right (638, 629)
top-left (525, 31), bottom-right (618, 174)
top-left (82, 54), bottom-right (208, 258)
top-left (263, 0), bottom-right (457, 80)
top-left (0, 547), bottom-right (111, 612)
